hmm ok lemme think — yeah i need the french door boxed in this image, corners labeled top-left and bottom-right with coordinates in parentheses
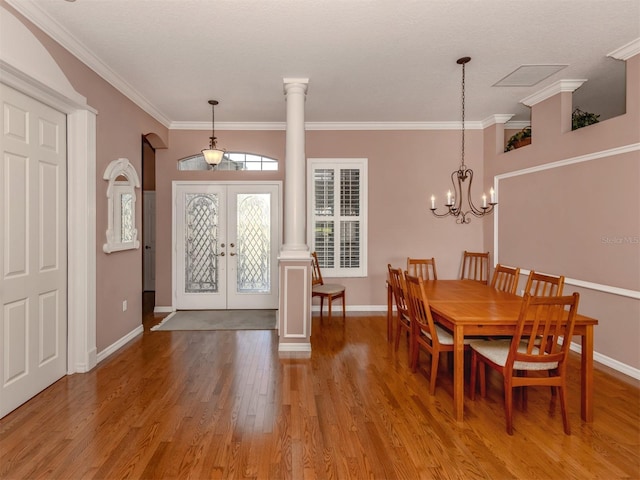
top-left (174, 182), bottom-right (280, 310)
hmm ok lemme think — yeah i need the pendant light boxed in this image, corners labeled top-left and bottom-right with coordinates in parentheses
top-left (201, 100), bottom-right (225, 166)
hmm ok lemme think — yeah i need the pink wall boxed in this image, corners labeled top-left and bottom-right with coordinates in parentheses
top-left (3, 3), bottom-right (169, 353)
top-left (484, 54), bottom-right (640, 370)
top-left (155, 128), bottom-right (488, 310)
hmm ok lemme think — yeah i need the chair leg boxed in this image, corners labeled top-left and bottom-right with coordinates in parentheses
top-left (394, 319), bottom-right (402, 351)
top-left (342, 294), bottom-right (346, 319)
top-left (328, 297), bottom-right (332, 320)
top-left (410, 342), bottom-right (419, 373)
top-left (504, 378), bottom-right (514, 435)
top-left (470, 351), bottom-right (478, 400)
top-left (319, 297), bottom-right (324, 320)
top-left (429, 350), bottom-right (440, 395)
top-left (479, 362), bottom-right (486, 398)
top-left (558, 384), bottom-right (571, 435)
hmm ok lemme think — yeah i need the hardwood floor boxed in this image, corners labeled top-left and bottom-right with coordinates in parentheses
top-left (1, 295), bottom-right (639, 479)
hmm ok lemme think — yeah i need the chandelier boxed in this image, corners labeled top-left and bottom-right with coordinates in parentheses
top-left (201, 100), bottom-right (226, 166)
top-left (430, 57), bottom-right (497, 224)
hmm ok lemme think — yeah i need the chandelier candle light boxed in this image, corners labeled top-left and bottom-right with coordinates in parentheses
top-left (430, 57), bottom-right (497, 224)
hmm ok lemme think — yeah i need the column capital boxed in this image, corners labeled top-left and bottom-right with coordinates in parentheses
top-left (283, 78), bottom-right (309, 95)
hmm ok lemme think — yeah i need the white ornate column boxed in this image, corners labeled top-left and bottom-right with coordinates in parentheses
top-left (278, 78), bottom-right (312, 354)
top-left (281, 78), bottom-right (309, 257)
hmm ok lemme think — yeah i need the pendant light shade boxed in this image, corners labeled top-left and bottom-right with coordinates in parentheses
top-left (202, 100), bottom-right (225, 165)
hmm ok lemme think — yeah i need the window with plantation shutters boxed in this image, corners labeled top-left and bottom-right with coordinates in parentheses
top-left (307, 159), bottom-right (368, 277)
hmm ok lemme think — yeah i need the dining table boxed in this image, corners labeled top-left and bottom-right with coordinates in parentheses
top-left (390, 279), bottom-right (599, 423)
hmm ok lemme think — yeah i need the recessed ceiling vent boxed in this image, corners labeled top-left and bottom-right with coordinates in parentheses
top-left (493, 64), bottom-right (568, 87)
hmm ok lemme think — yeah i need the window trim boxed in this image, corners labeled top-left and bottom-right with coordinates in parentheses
top-left (307, 158), bottom-right (368, 278)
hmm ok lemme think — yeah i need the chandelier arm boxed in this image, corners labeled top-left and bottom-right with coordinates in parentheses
top-left (464, 168), bottom-right (485, 216)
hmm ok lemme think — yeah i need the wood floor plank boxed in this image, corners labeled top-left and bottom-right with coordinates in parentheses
top-left (0, 298), bottom-right (639, 479)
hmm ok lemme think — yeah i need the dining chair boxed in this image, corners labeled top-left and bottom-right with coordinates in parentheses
top-left (524, 271), bottom-right (565, 297)
top-left (406, 257), bottom-right (438, 280)
top-left (387, 265), bottom-right (411, 357)
top-left (404, 274), bottom-right (471, 394)
top-left (469, 292), bottom-right (580, 435)
top-left (490, 264), bottom-right (521, 295)
top-left (461, 251), bottom-right (490, 284)
top-left (311, 252), bottom-right (346, 320)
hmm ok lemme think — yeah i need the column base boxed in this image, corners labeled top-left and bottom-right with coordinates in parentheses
top-left (278, 257), bottom-right (312, 353)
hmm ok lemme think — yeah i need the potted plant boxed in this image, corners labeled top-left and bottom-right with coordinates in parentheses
top-left (504, 126), bottom-right (531, 152)
top-left (572, 108), bottom-right (600, 130)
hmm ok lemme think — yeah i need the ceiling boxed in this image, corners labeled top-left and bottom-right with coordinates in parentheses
top-left (8, 0), bottom-right (640, 129)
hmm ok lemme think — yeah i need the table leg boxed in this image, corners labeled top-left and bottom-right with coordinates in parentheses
top-left (453, 325), bottom-right (465, 422)
top-left (386, 281), bottom-right (393, 342)
top-left (581, 326), bottom-right (594, 422)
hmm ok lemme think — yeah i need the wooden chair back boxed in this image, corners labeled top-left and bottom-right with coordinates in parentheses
top-left (387, 265), bottom-right (409, 320)
top-left (461, 251), bottom-right (490, 284)
top-left (404, 274), bottom-right (439, 347)
top-left (388, 264), bottom-right (412, 355)
top-left (510, 293), bottom-right (580, 372)
top-left (490, 264), bottom-right (521, 295)
top-left (406, 257), bottom-right (438, 280)
top-left (524, 271), bottom-right (565, 297)
top-left (311, 251), bottom-right (325, 287)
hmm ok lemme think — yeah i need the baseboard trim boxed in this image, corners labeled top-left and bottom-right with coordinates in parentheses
top-left (97, 325), bottom-right (144, 364)
top-left (278, 342), bottom-right (312, 354)
top-left (154, 305), bottom-right (174, 313)
top-left (570, 341), bottom-right (640, 380)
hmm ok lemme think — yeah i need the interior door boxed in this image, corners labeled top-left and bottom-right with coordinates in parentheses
top-left (174, 182), bottom-right (280, 310)
top-left (1, 84), bottom-right (67, 418)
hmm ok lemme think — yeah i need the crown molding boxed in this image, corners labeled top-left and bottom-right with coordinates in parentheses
top-left (520, 79), bottom-right (587, 107)
top-left (171, 121), bottom-right (287, 131)
top-left (170, 120), bottom-right (487, 131)
top-left (481, 114), bottom-right (514, 128)
top-left (6, 0), bottom-right (172, 128)
top-left (607, 38), bottom-right (640, 60)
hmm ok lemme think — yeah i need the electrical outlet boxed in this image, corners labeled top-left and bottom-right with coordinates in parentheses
top-left (122, 300), bottom-right (127, 312)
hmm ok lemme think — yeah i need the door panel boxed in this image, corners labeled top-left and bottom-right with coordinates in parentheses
top-left (174, 182), bottom-right (279, 310)
top-left (1, 84), bottom-right (67, 418)
top-left (227, 184), bottom-right (279, 309)
top-left (176, 184), bottom-right (226, 309)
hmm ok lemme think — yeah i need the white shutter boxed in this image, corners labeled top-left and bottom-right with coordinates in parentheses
top-left (307, 159), bottom-right (367, 277)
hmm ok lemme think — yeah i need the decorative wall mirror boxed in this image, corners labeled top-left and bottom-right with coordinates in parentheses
top-left (103, 158), bottom-right (140, 253)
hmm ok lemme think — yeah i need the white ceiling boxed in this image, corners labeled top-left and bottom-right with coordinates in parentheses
top-left (8, 0), bottom-right (640, 129)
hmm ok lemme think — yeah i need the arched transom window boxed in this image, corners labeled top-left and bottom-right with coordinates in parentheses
top-left (178, 152), bottom-right (278, 171)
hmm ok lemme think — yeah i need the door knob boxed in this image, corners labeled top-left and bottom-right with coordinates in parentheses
top-left (145, 245), bottom-right (151, 249)
top-left (230, 252), bottom-right (236, 256)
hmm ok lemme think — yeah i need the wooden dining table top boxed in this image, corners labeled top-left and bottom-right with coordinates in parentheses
top-left (420, 279), bottom-right (598, 326)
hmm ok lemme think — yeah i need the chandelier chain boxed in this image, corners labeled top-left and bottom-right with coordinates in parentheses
top-left (461, 60), bottom-right (465, 169)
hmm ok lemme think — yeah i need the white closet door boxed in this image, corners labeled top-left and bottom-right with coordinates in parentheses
top-left (1, 84), bottom-right (67, 418)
